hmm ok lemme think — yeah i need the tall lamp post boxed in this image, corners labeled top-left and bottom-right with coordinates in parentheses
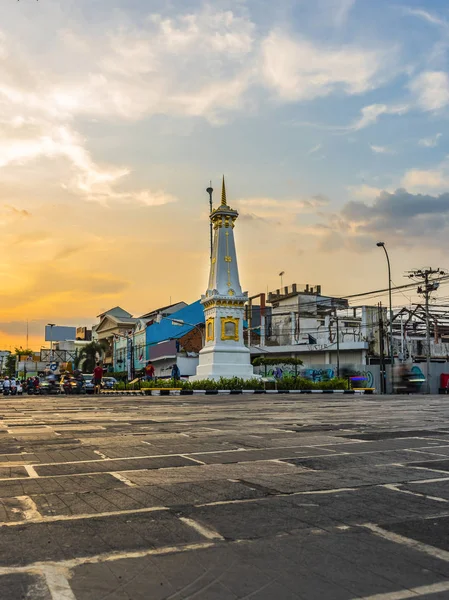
top-left (47, 323), bottom-right (55, 362)
top-left (206, 183), bottom-right (213, 260)
top-left (376, 243), bottom-right (394, 385)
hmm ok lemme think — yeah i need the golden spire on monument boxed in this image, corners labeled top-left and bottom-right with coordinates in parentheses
top-left (221, 175), bottom-right (227, 206)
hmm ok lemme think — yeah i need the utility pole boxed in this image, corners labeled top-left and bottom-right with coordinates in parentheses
top-left (335, 312), bottom-right (340, 377)
top-left (378, 303), bottom-right (386, 394)
top-left (407, 268), bottom-right (447, 394)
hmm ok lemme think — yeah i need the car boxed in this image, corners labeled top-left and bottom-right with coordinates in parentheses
top-left (102, 377), bottom-right (117, 390)
top-left (82, 374), bottom-right (95, 394)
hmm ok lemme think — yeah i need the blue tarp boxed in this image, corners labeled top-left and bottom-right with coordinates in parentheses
top-left (146, 300), bottom-right (204, 346)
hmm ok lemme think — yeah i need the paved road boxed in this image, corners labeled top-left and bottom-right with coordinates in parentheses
top-left (3, 394), bottom-right (449, 599)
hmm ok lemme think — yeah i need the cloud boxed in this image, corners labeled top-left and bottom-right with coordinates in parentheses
top-left (307, 143), bottom-right (322, 155)
top-left (419, 133), bottom-right (442, 148)
top-left (333, 0), bottom-right (357, 27)
top-left (351, 103), bottom-right (409, 130)
top-left (261, 30), bottom-right (389, 102)
top-left (318, 188), bottom-right (449, 249)
top-left (347, 184), bottom-right (383, 200)
top-left (370, 144), bottom-right (394, 154)
top-left (409, 71), bottom-right (449, 111)
top-left (403, 8), bottom-right (446, 27)
top-left (401, 168), bottom-right (448, 190)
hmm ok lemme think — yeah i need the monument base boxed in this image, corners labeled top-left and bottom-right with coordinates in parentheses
top-left (190, 345), bottom-right (258, 381)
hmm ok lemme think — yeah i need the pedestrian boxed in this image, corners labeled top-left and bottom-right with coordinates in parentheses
top-left (171, 363), bottom-right (180, 382)
top-left (93, 362), bottom-right (103, 394)
top-left (274, 366), bottom-right (283, 380)
top-left (145, 361), bottom-right (155, 381)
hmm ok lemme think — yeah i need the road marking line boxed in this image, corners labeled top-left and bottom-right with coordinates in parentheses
top-left (179, 517), bottom-right (225, 540)
top-left (382, 483), bottom-right (448, 503)
top-left (110, 472), bottom-right (136, 486)
top-left (181, 455), bottom-right (205, 465)
top-left (24, 465), bottom-right (39, 478)
top-left (353, 580), bottom-right (449, 599)
top-left (40, 566), bottom-right (77, 600)
top-left (363, 522), bottom-right (449, 563)
top-left (0, 505), bottom-right (169, 527)
top-left (0, 542), bottom-right (216, 573)
top-left (409, 466), bottom-right (449, 475)
top-left (408, 476), bottom-right (449, 484)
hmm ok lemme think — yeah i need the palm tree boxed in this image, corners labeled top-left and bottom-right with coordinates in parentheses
top-left (75, 341), bottom-right (108, 373)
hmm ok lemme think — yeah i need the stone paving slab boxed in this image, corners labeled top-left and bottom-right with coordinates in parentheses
top-left (0, 573), bottom-right (51, 600)
top-left (0, 473), bottom-right (126, 499)
top-left (384, 515), bottom-right (449, 552)
top-left (0, 511), bottom-right (203, 567)
top-left (285, 449), bottom-right (449, 470)
top-left (32, 480), bottom-right (267, 516)
top-left (34, 454), bottom-right (196, 476)
top-left (4, 394), bottom-right (449, 598)
top-left (0, 465), bottom-right (29, 479)
top-left (69, 529), bottom-right (449, 600)
top-left (187, 445), bottom-right (334, 465)
top-left (240, 464), bottom-right (442, 494)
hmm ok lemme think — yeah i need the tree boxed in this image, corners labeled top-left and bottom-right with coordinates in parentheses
top-left (14, 347), bottom-right (34, 357)
top-left (5, 354), bottom-right (16, 377)
top-left (75, 341), bottom-right (108, 373)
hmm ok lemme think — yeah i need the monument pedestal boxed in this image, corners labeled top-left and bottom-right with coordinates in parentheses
top-left (191, 344), bottom-right (254, 381)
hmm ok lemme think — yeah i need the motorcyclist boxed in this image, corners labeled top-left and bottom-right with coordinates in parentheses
top-left (10, 377), bottom-right (17, 395)
top-left (3, 377), bottom-right (10, 395)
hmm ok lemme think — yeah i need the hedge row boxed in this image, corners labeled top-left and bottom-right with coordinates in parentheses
top-left (114, 376), bottom-right (350, 391)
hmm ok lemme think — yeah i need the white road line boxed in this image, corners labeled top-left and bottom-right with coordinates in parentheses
top-left (24, 465), bottom-right (39, 478)
top-left (179, 517), bottom-right (225, 540)
top-left (363, 522), bottom-right (449, 563)
top-left (382, 483), bottom-right (449, 503)
top-left (0, 542), bottom-right (216, 574)
top-left (40, 566), bottom-right (77, 600)
top-left (181, 455), bottom-right (205, 465)
top-left (353, 580), bottom-right (449, 600)
top-left (0, 505), bottom-right (169, 528)
top-left (110, 472), bottom-right (136, 487)
top-left (408, 476), bottom-right (449, 484)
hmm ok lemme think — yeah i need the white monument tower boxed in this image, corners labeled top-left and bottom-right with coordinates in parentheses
top-left (191, 177), bottom-right (255, 381)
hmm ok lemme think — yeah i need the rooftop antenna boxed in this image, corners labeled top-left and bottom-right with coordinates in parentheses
top-left (206, 181), bottom-right (213, 260)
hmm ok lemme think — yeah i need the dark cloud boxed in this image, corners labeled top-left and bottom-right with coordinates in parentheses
top-left (320, 188), bottom-right (449, 250)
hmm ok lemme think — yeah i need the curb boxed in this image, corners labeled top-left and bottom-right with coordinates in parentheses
top-left (98, 389), bottom-right (375, 396)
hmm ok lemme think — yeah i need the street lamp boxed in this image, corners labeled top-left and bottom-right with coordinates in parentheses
top-left (169, 318), bottom-right (205, 347)
top-left (376, 243), bottom-right (394, 385)
top-left (279, 271), bottom-right (285, 290)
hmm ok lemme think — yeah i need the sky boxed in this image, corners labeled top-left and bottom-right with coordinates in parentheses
top-left (2, 0), bottom-right (449, 349)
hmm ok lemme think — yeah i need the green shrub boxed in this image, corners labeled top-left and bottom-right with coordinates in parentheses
top-left (113, 375), bottom-right (348, 391)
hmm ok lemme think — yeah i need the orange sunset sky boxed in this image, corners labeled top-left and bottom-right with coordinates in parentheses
top-left (2, 0), bottom-right (449, 350)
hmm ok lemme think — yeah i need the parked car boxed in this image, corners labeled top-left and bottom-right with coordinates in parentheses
top-left (83, 374), bottom-right (95, 394)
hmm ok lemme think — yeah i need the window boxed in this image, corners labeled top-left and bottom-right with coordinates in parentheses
top-left (206, 318), bottom-right (215, 342)
top-left (221, 317), bottom-right (239, 341)
top-left (225, 321), bottom-right (236, 337)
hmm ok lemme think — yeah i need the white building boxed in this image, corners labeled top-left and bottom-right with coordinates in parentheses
top-left (250, 284), bottom-right (377, 366)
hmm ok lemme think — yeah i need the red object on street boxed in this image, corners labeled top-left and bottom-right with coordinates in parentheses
top-left (440, 374), bottom-right (449, 389)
